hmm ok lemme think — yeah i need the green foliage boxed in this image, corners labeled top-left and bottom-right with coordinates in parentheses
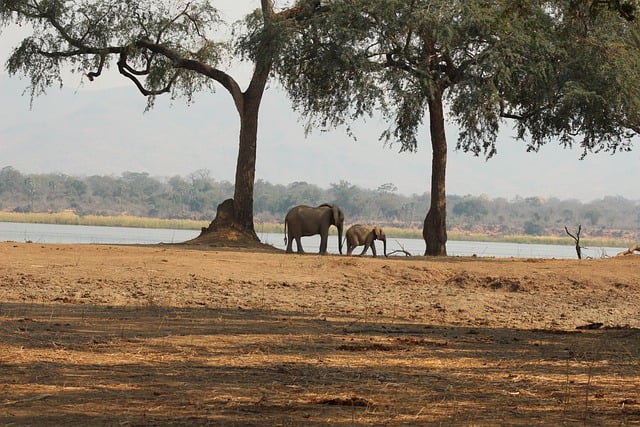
top-left (275, 0), bottom-right (640, 157)
top-left (523, 221), bottom-right (545, 236)
top-left (1, 0), bottom-right (225, 105)
top-left (452, 198), bottom-right (489, 220)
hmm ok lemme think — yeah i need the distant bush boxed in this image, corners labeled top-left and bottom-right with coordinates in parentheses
top-left (523, 221), bottom-right (544, 236)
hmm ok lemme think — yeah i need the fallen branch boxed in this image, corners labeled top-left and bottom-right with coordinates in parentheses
top-left (386, 249), bottom-right (412, 256)
top-left (616, 243), bottom-right (640, 256)
top-left (387, 240), bottom-right (413, 256)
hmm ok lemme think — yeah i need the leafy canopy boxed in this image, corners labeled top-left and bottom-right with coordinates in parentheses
top-left (271, 0), bottom-right (640, 158)
top-left (1, 0), bottom-right (227, 106)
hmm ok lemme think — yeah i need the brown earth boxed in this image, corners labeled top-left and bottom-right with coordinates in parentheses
top-left (0, 241), bottom-right (639, 426)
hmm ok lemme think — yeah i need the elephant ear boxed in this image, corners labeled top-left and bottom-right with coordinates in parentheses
top-left (373, 226), bottom-right (381, 239)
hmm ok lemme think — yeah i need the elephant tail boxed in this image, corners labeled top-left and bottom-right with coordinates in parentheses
top-left (283, 220), bottom-right (288, 246)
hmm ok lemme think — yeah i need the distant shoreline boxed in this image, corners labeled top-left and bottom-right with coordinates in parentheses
top-left (0, 211), bottom-right (634, 248)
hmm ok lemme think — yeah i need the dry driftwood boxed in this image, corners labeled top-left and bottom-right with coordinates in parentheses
top-left (386, 249), bottom-right (412, 257)
top-left (616, 243), bottom-right (640, 256)
top-left (386, 240), bottom-right (413, 256)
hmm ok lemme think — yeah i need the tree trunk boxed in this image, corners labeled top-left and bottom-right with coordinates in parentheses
top-left (195, 90), bottom-right (262, 243)
top-left (197, 83), bottom-right (266, 243)
top-left (232, 93), bottom-right (260, 239)
top-left (191, 0), bottom-right (323, 247)
top-left (229, 0), bottom-right (274, 239)
top-left (422, 94), bottom-right (448, 256)
top-left (196, 2), bottom-right (275, 245)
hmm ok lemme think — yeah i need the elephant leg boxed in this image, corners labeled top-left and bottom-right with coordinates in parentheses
top-left (286, 234), bottom-right (294, 253)
top-left (371, 243), bottom-right (377, 257)
top-left (359, 245), bottom-right (368, 256)
top-left (319, 233), bottom-right (328, 254)
top-left (295, 237), bottom-right (305, 253)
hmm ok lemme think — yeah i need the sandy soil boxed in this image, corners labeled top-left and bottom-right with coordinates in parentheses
top-left (1, 241), bottom-right (639, 426)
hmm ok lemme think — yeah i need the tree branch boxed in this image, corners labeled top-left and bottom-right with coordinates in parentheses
top-left (87, 53), bottom-right (106, 81)
top-left (134, 38), bottom-right (244, 111)
top-left (116, 51), bottom-right (174, 96)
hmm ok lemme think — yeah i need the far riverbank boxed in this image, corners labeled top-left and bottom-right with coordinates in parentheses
top-left (0, 210), bottom-right (633, 249)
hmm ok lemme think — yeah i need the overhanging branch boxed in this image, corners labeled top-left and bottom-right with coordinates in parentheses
top-left (116, 51), bottom-right (174, 96)
top-left (134, 38), bottom-right (244, 110)
top-left (87, 53), bottom-right (106, 81)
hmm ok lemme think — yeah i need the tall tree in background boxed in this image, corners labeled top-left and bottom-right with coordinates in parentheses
top-left (0, 0), bottom-right (316, 243)
top-left (271, 0), bottom-right (640, 256)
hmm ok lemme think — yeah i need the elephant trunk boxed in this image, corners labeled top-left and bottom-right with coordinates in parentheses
top-left (337, 224), bottom-right (343, 254)
top-left (382, 236), bottom-right (387, 257)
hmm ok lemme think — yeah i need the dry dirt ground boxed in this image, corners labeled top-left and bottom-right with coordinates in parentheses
top-left (0, 241), bottom-right (639, 426)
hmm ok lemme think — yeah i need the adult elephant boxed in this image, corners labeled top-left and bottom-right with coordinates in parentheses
top-left (345, 224), bottom-right (388, 257)
top-left (284, 204), bottom-right (344, 254)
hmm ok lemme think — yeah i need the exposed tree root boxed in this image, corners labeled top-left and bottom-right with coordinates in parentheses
top-left (616, 243), bottom-right (640, 256)
top-left (182, 199), bottom-right (278, 251)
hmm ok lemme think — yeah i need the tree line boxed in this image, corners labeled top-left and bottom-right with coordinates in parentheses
top-left (1, 166), bottom-right (638, 241)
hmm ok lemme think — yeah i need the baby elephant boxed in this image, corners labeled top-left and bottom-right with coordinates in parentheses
top-left (345, 224), bottom-right (387, 257)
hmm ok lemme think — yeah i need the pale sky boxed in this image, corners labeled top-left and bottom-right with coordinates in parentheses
top-left (1, 1), bottom-right (639, 202)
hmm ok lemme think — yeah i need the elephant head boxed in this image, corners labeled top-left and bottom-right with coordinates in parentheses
top-left (331, 204), bottom-right (345, 254)
top-left (372, 226), bottom-right (387, 257)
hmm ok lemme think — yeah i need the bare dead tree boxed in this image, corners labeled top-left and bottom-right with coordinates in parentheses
top-left (565, 225), bottom-right (584, 259)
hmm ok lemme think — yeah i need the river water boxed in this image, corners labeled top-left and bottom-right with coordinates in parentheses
top-left (0, 221), bottom-right (626, 259)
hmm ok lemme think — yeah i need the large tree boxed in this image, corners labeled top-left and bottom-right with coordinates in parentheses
top-left (272, 0), bottom-right (640, 255)
top-left (0, 0), bottom-right (316, 243)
